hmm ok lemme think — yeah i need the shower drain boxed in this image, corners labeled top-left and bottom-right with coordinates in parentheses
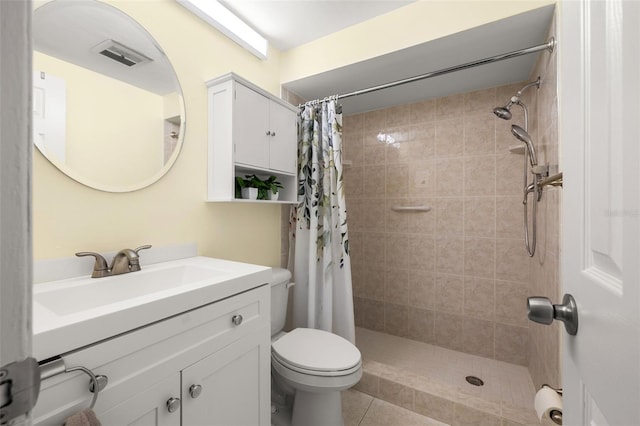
top-left (465, 375), bottom-right (484, 387)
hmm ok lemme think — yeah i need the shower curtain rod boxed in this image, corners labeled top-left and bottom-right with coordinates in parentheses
top-left (300, 37), bottom-right (556, 107)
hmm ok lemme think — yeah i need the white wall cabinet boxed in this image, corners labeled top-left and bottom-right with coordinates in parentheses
top-left (33, 285), bottom-right (271, 426)
top-left (206, 73), bottom-right (298, 203)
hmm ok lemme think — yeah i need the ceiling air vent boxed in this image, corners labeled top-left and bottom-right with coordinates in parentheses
top-left (92, 40), bottom-right (152, 67)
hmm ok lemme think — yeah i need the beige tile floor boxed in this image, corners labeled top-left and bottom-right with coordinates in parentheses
top-left (353, 327), bottom-right (539, 425)
top-left (342, 389), bottom-right (448, 426)
top-left (356, 328), bottom-right (536, 410)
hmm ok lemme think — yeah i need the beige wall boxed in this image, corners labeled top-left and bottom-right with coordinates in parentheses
top-left (345, 82), bottom-right (534, 365)
top-left (523, 15), bottom-right (561, 390)
top-left (33, 0), bottom-right (283, 265)
top-left (34, 52), bottom-right (164, 187)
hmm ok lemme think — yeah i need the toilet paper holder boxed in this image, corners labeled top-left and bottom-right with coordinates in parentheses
top-left (541, 384), bottom-right (563, 425)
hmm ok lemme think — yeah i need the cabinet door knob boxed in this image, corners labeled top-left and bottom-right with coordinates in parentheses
top-left (189, 384), bottom-right (202, 399)
top-left (271, 131), bottom-right (276, 136)
top-left (232, 314), bottom-right (243, 326)
top-left (266, 131), bottom-right (271, 136)
top-left (166, 397), bottom-right (181, 413)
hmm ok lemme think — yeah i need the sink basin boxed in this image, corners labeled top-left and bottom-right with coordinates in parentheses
top-left (33, 256), bottom-right (272, 361)
top-left (34, 264), bottom-right (226, 316)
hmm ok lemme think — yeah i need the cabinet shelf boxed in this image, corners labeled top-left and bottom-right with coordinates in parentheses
top-left (206, 73), bottom-right (298, 203)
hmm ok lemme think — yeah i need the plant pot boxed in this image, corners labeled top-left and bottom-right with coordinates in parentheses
top-left (268, 191), bottom-right (279, 201)
top-left (241, 187), bottom-right (258, 200)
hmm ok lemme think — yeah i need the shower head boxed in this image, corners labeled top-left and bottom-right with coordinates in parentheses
top-left (493, 77), bottom-right (540, 123)
top-left (493, 104), bottom-right (513, 120)
top-left (511, 124), bottom-right (538, 167)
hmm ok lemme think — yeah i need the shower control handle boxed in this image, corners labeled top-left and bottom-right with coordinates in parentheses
top-left (527, 293), bottom-right (578, 335)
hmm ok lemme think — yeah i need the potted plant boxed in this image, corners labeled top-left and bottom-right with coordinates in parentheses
top-left (235, 175), bottom-right (259, 200)
top-left (265, 175), bottom-right (283, 200)
top-left (235, 175), bottom-right (283, 200)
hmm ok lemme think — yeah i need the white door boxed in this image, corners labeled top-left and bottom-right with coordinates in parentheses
top-left (560, 0), bottom-right (640, 424)
top-left (181, 327), bottom-right (270, 426)
top-left (268, 102), bottom-right (297, 174)
top-left (233, 83), bottom-right (270, 170)
top-left (33, 70), bottom-right (67, 163)
top-left (0, 1), bottom-right (33, 425)
top-left (98, 374), bottom-right (181, 426)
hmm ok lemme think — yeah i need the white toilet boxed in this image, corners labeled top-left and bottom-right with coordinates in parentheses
top-left (270, 268), bottom-right (362, 426)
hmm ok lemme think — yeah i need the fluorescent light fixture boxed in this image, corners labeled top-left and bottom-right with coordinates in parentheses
top-left (176, 0), bottom-right (268, 60)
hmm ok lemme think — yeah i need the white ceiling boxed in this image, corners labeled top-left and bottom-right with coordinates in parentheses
top-left (33, 1), bottom-right (556, 115)
top-left (220, 0), bottom-right (415, 51)
top-left (222, 1), bottom-right (556, 114)
top-left (284, 5), bottom-right (556, 114)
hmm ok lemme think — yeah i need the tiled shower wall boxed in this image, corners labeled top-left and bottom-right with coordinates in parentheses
top-left (344, 84), bottom-right (534, 366)
top-left (522, 17), bottom-right (562, 390)
top-left (281, 49), bottom-right (561, 375)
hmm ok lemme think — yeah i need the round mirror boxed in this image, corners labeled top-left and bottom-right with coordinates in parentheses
top-left (33, 0), bottom-right (185, 192)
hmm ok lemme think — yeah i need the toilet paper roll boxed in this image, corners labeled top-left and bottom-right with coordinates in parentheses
top-left (535, 386), bottom-right (563, 422)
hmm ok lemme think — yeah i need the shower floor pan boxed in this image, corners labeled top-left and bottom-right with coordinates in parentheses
top-left (354, 327), bottom-right (539, 425)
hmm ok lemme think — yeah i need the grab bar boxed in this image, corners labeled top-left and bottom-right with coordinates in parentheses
top-left (39, 357), bottom-right (107, 409)
top-left (391, 205), bottom-right (431, 212)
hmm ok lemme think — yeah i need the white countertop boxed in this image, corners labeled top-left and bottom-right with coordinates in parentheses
top-left (33, 256), bottom-right (271, 360)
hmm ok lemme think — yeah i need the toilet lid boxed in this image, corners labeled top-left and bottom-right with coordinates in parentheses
top-left (271, 328), bottom-right (361, 373)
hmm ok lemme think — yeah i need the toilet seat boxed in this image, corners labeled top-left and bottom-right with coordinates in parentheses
top-left (271, 328), bottom-right (361, 377)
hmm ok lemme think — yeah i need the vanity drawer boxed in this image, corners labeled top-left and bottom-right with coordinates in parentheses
top-left (33, 284), bottom-right (270, 425)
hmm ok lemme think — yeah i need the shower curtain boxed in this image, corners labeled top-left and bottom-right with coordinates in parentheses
top-left (288, 100), bottom-right (355, 344)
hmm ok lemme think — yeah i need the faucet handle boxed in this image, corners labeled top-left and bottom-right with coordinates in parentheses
top-left (134, 245), bottom-right (152, 255)
top-left (128, 245), bottom-right (152, 272)
top-left (75, 252), bottom-right (109, 278)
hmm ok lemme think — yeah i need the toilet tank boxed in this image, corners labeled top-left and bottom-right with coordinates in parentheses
top-left (270, 268), bottom-right (292, 337)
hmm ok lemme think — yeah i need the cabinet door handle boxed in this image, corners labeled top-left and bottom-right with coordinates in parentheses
top-left (189, 384), bottom-right (202, 399)
top-left (271, 131), bottom-right (276, 136)
top-left (232, 314), bottom-right (243, 326)
top-left (166, 397), bottom-right (181, 413)
top-left (266, 131), bottom-right (271, 136)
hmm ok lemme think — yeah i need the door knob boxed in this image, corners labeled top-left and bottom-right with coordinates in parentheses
top-left (166, 397), bottom-right (181, 413)
top-left (527, 293), bottom-right (578, 335)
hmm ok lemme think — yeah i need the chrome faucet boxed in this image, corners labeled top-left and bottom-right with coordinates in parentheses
top-left (76, 245), bottom-right (152, 278)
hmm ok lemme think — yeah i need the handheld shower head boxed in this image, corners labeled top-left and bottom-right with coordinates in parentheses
top-left (511, 124), bottom-right (538, 167)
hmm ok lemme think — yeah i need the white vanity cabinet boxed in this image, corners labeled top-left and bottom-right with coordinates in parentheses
top-left (181, 327), bottom-right (268, 425)
top-left (98, 374), bottom-right (181, 426)
top-left (206, 73), bottom-right (298, 203)
top-left (33, 284), bottom-right (271, 426)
